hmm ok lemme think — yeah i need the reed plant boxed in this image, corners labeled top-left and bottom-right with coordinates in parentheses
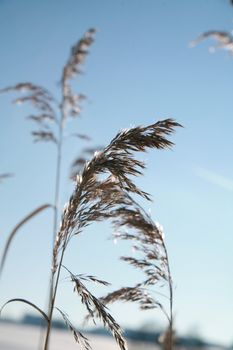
top-left (0, 28), bottom-right (181, 350)
top-left (190, 30), bottom-right (233, 54)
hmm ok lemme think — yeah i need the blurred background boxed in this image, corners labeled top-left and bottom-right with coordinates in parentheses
top-left (0, 0), bottom-right (233, 349)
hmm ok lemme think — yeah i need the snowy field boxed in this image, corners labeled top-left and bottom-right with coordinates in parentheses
top-left (1, 323), bottom-right (224, 350)
top-left (0, 323), bottom-right (158, 350)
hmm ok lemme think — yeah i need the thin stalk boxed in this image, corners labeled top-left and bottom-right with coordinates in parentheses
top-left (123, 192), bottom-right (174, 348)
top-left (43, 236), bottom-right (68, 350)
top-left (37, 121), bottom-right (64, 350)
top-left (162, 240), bottom-right (173, 350)
top-left (43, 97), bottom-right (67, 350)
top-left (48, 106), bottom-right (64, 310)
top-left (53, 120), bottom-right (63, 243)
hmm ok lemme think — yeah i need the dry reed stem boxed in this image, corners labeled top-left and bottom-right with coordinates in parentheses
top-left (0, 298), bottom-right (49, 323)
top-left (0, 118), bottom-right (179, 350)
top-left (0, 28), bottom-right (98, 350)
top-left (62, 266), bottom-right (127, 350)
top-left (48, 119), bottom-right (180, 350)
top-left (106, 195), bottom-right (174, 345)
top-left (1, 26), bottom-right (179, 350)
top-left (72, 120), bottom-right (181, 350)
top-left (56, 308), bottom-right (92, 350)
top-left (43, 29), bottom-right (97, 350)
top-left (159, 326), bottom-right (176, 350)
top-left (61, 28), bottom-right (96, 122)
top-left (0, 83), bottom-right (57, 144)
top-left (0, 204), bottom-right (54, 277)
top-left (190, 30), bottom-right (233, 54)
top-left (53, 119), bottom-right (180, 267)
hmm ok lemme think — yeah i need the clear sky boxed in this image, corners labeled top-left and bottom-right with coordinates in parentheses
top-left (0, 0), bottom-right (233, 346)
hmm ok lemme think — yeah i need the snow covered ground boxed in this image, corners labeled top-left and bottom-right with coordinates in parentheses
top-left (1, 323), bottom-right (223, 350)
top-left (0, 323), bottom-right (158, 350)
top-left (0, 323), bottom-right (121, 350)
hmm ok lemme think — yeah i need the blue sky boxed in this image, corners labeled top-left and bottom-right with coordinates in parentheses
top-left (0, 0), bottom-right (233, 346)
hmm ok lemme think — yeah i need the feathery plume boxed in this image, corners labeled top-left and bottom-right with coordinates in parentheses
top-left (190, 30), bottom-right (233, 54)
top-left (61, 28), bottom-right (96, 121)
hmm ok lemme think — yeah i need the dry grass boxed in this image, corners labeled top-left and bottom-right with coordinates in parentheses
top-left (0, 28), bottom-right (181, 350)
top-left (50, 118), bottom-right (180, 350)
top-left (190, 30), bottom-right (233, 54)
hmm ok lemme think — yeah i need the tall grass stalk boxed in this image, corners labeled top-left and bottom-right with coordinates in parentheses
top-left (43, 118), bottom-right (180, 350)
top-left (0, 29), bottom-right (181, 350)
top-left (1, 28), bottom-right (97, 349)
